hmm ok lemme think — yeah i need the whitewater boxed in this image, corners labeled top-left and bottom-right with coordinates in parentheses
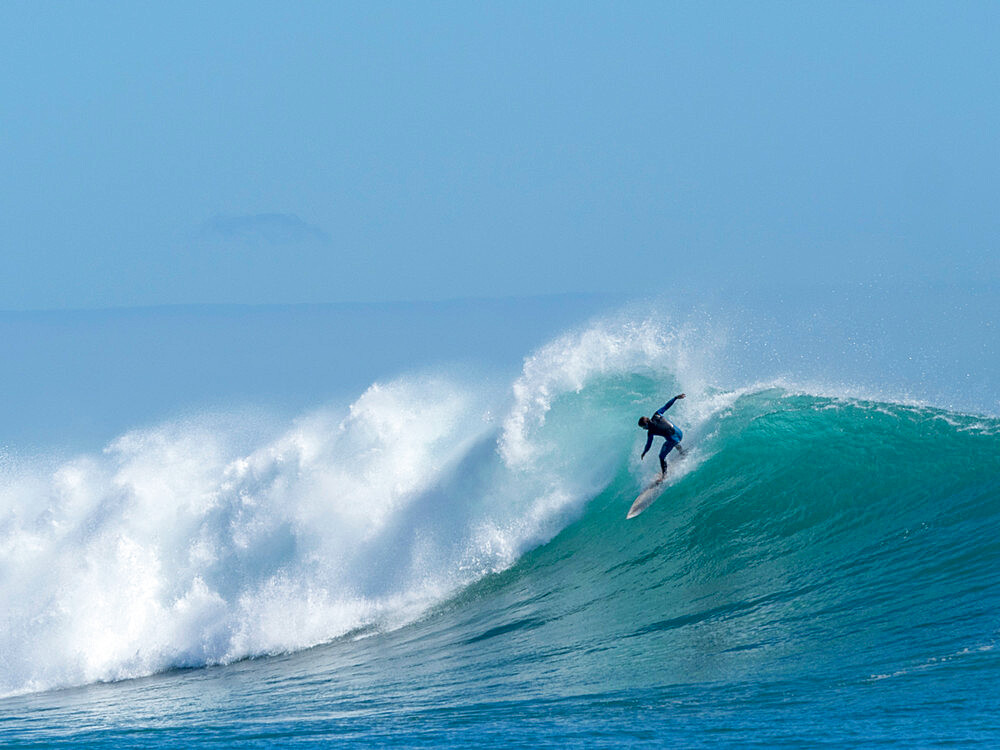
top-left (1, 297), bottom-right (998, 747)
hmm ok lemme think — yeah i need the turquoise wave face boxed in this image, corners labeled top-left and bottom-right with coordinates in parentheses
top-left (430, 388), bottom-right (1000, 697)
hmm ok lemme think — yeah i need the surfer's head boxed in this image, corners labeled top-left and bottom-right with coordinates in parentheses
top-left (638, 416), bottom-right (650, 429)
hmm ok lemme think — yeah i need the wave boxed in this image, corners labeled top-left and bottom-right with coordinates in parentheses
top-left (1, 315), bottom-right (998, 698)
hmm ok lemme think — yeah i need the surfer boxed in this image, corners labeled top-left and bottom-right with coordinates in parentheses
top-left (639, 394), bottom-right (686, 477)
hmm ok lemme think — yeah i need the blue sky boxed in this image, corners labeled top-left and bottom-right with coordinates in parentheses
top-left (2, 1), bottom-right (998, 309)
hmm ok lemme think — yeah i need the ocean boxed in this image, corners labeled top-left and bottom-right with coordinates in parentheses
top-left (1, 290), bottom-right (998, 747)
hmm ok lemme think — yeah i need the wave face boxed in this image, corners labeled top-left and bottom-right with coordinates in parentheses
top-left (1, 314), bottom-right (999, 744)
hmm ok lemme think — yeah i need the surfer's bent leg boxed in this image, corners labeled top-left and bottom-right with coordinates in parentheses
top-left (659, 438), bottom-right (678, 474)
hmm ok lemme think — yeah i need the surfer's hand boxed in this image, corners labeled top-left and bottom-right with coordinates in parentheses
top-left (676, 393), bottom-right (686, 399)
top-left (640, 452), bottom-right (646, 460)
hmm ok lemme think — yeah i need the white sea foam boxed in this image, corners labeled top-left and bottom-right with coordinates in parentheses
top-left (0, 376), bottom-right (494, 696)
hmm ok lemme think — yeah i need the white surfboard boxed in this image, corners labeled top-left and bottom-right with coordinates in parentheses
top-left (627, 477), bottom-right (667, 519)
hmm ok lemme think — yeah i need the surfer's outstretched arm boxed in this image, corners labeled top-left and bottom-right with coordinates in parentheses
top-left (640, 432), bottom-right (654, 459)
top-left (655, 393), bottom-right (685, 415)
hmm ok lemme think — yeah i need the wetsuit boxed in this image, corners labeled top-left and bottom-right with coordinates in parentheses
top-left (641, 396), bottom-right (684, 474)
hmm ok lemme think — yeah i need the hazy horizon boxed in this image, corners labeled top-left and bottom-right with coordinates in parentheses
top-left (3, 2), bottom-right (998, 310)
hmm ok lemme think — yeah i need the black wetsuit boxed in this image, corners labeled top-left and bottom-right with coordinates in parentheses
top-left (641, 396), bottom-right (684, 473)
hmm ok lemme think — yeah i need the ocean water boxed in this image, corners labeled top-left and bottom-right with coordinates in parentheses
top-left (1, 293), bottom-right (998, 747)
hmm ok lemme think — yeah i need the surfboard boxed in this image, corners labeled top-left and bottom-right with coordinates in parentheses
top-left (627, 477), bottom-right (666, 519)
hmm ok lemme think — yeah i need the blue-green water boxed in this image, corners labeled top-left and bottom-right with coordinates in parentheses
top-left (1, 314), bottom-right (999, 747)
